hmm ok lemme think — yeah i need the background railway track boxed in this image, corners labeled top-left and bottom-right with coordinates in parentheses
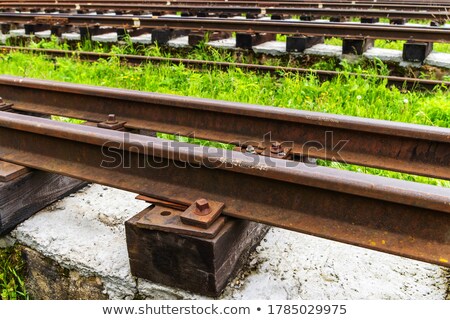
top-left (1, 46), bottom-right (449, 90)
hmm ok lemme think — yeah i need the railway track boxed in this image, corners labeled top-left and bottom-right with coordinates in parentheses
top-left (1, 13), bottom-right (450, 43)
top-left (0, 0), bottom-right (450, 16)
top-left (6, 0), bottom-right (450, 5)
top-left (2, 46), bottom-right (449, 90)
top-left (1, 4), bottom-right (450, 21)
top-left (0, 75), bottom-right (448, 268)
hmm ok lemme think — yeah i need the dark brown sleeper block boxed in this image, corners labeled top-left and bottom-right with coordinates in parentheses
top-left (126, 208), bottom-right (269, 297)
top-left (0, 166), bottom-right (87, 235)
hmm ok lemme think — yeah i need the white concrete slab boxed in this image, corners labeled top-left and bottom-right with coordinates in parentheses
top-left (425, 52), bottom-right (450, 69)
top-left (168, 35), bottom-right (189, 48)
top-left (207, 37), bottom-right (236, 49)
top-left (253, 40), bottom-right (286, 56)
top-left (400, 61), bottom-right (422, 68)
top-left (35, 30), bottom-right (52, 39)
top-left (161, 14), bottom-right (180, 18)
top-left (0, 34), bottom-right (9, 44)
top-left (130, 34), bottom-right (153, 45)
top-left (304, 43), bottom-right (342, 57)
top-left (10, 184), bottom-right (449, 300)
top-left (61, 32), bottom-right (81, 41)
top-left (91, 32), bottom-right (118, 43)
top-left (364, 47), bottom-right (403, 63)
top-left (9, 29), bottom-right (25, 37)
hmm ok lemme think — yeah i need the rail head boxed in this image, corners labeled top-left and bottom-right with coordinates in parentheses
top-left (1, 75), bottom-right (449, 143)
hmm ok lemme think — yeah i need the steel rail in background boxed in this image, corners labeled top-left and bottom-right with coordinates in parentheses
top-left (1, 13), bottom-right (450, 43)
top-left (0, 111), bottom-right (448, 267)
top-left (2, 46), bottom-right (449, 91)
top-left (2, 5), bottom-right (450, 21)
top-left (5, 0), bottom-right (450, 5)
top-left (0, 76), bottom-right (448, 180)
top-left (3, 2), bottom-right (450, 14)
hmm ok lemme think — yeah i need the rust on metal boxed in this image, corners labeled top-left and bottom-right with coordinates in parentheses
top-left (0, 76), bottom-right (448, 179)
top-left (135, 194), bottom-right (188, 211)
top-left (136, 205), bottom-right (226, 238)
top-left (180, 198), bottom-right (225, 228)
top-left (0, 112), bottom-right (448, 267)
top-left (0, 97), bottom-right (13, 111)
top-left (32, 15), bottom-right (69, 25)
top-left (97, 113), bottom-right (127, 130)
top-left (1, 13), bottom-right (450, 42)
top-left (2, 2), bottom-right (450, 20)
top-left (0, 160), bottom-right (30, 182)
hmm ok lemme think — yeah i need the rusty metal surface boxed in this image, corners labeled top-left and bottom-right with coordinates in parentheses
top-left (3, 0), bottom-right (450, 12)
top-left (2, 3), bottom-right (450, 20)
top-left (0, 160), bottom-right (29, 182)
top-left (0, 76), bottom-right (448, 180)
top-left (180, 198), bottom-right (225, 228)
top-left (136, 205), bottom-right (226, 238)
top-left (5, 0), bottom-right (450, 5)
top-left (1, 13), bottom-right (450, 42)
top-left (2, 46), bottom-right (448, 91)
top-left (0, 112), bottom-right (449, 267)
top-left (136, 194), bottom-right (188, 210)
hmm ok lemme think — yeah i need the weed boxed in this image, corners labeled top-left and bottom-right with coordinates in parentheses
top-left (0, 247), bottom-right (28, 300)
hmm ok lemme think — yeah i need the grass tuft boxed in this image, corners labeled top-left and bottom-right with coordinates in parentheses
top-left (0, 247), bottom-right (28, 300)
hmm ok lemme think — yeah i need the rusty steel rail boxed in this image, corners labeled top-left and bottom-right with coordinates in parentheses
top-left (0, 111), bottom-right (449, 267)
top-left (2, 46), bottom-right (449, 91)
top-left (4, 0), bottom-right (450, 7)
top-left (0, 75), bottom-right (448, 180)
top-left (1, 13), bottom-right (450, 43)
top-left (3, 2), bottom-right (450, 19)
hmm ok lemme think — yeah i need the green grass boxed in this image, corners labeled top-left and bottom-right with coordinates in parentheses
top-left (0, 247), bottom-right (28, 300)
top-left (3, 51), bottom-right (446, 127)
top-left (324, 38), bottom-right (450, 53)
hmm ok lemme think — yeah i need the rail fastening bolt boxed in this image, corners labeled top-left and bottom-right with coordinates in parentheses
top-left (195, 198), bottom-right (212, 215)
top-left (271, 142), bottom-right (282, 153)
top-left (106, 114), bottom-right (118, 124)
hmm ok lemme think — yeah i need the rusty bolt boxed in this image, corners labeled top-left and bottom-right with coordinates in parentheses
top-left (270, 142), bottom-right (283, 154)
top-left (194, 198), bottom-right (212, 216)
top-left (106, 114), bottom-right (118, 124)
top-left (246, 145), bottom-right (255, 154)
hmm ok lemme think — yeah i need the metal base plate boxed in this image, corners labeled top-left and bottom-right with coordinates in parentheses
top-left (136, 205), bottom-right (226, 239)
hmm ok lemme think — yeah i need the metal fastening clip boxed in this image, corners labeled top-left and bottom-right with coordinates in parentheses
top-left (97, 114), bottom-right (127, 130)
top-left (0, 97), bottom-right (13, 111)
